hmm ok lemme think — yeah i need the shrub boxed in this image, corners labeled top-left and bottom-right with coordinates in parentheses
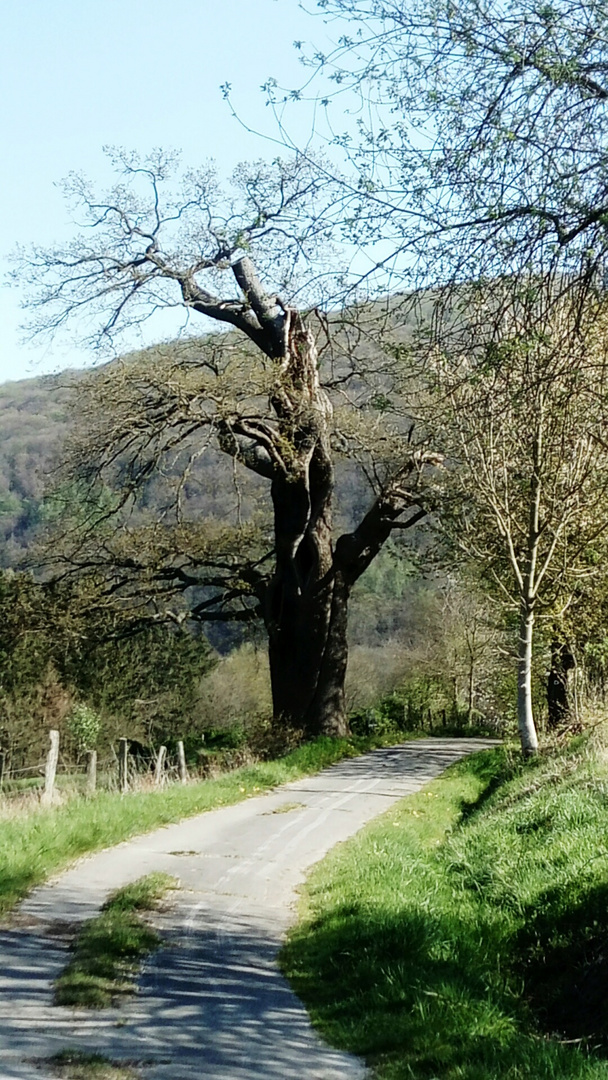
top-left (66, 703), bottom-right (101, 754)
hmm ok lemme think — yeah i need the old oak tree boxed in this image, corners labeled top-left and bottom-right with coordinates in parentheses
top-left (17, 151), bottom-right (439, 739)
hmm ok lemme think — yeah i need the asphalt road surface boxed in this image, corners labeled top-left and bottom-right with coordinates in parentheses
top-left (0, 737), bottom-right (498, 1080)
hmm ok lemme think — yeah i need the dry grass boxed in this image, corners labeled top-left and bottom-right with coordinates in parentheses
top-left (193, 643), bottom-right (272, 731)
top-left (345, 644), bottom-right (415, 712)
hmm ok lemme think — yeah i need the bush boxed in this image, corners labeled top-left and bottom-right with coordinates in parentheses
top-left (66, 703), bottom-right (101, 754)
top-left (200, 726), bottom-right (247, 751)
top-left (349, 679), bottom-right (500, 739)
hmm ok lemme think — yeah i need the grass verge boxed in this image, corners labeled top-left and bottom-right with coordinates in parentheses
top-left (282, 736), bottom-right (608, 1079)
top-left (54, 872), bottom-right (176, 1008)
top-left (0, 731), bottom-right (405, 917)
top-left (46, 1050), bottom-right (139, 1079)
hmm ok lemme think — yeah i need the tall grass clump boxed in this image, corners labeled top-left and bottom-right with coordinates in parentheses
top-left (282, 732), bottom-right (608, 1078)
top-left (54, 872), bottom-right (176, 1007)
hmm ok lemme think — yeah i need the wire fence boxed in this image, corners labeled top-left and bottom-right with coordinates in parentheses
top-left (0, 732), bottom-right (191, 806)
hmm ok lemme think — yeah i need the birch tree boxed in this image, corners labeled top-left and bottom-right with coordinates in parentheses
top-left (417, 291), bottom-right (608, 752)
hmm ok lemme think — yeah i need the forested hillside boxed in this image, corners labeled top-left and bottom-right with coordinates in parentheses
top-left (0, 344), bottom-right (380, 565)
top-left (0, 374), bottom-right (73, 563)
top-left (0, 363), bottom-right (267, 564)
top-left (0, 340), bottom-right (515, 775)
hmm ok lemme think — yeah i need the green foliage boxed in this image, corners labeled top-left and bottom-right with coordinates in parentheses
top-left (54, 872), bottom-right (176, 1008)
top-left (0, 568), bottom-right (217, 767)
top-left (0, 574), bottom-right (74, 766)
top-left (349, 679), bottom-right (499, 739)
top-left (282, 735), bottom-right (608, 1077)
top-left (347, 539), bottom-right (419, 648)
top-left (0, 375), bottom-right (73, 566)
top-left (0, 574), bottom-right (57, 695)
top-left (63, 619), bottom-right (216, 747)
top-left (199, 726), bottom-right (247, 751)
top-left (66, 704), bottom-right (101, 754)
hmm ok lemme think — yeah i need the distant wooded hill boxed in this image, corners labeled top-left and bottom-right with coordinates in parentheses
top-left (0, 367), bottom-right (262, 565)
top-left (0, 362), bottom-right (375, 567)
top-left (0, 295), bottom-right (427, 567)
top-left (0, 374), bottom-right (74, 565)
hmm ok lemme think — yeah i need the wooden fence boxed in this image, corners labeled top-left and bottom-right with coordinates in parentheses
top-left (0, 732), bottom-right (189, 804)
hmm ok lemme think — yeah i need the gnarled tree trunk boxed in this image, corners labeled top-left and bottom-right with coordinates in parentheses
top-left (252, 303), bottom-right (351, 738)
top-left (265, 567), bottom-right (351, 737)
top-left (263, 435), bottom-right (350, 737)
top-left (248, 299), bottom-right (434, 739)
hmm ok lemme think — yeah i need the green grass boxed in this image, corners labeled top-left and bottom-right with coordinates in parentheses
top-left (0, 732), bottom-right (402, 917)
top-left (46, 1050), bottom-right (139, 1079)
top-left (282, 737), bottom-right (608, 1078)
top-left (54, 872), bottom-right (176, 1008)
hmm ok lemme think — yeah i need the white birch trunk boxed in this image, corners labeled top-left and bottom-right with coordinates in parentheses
top-left (517, 603), bottom-right (539, 755)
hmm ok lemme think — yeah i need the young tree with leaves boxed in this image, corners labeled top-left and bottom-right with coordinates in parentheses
top-left (264, 0), bottom-right (608, 752)
top-left (411, 288), bottom-right (608, 752)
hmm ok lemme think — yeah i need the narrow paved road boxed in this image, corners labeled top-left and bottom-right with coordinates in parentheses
top-left (0, 738), bottom-right (497, 1080)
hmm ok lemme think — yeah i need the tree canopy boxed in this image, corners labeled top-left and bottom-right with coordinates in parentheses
top-left (274, 0), bottom-right (608, 751)
top-left (290, 0), bottom-right (608, 298)
top-left (405, 283), bottom-right (608, 750)
top-left (16, 150), bottom-right (440, 740)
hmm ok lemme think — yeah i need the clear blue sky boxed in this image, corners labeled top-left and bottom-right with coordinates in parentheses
top-left (0, 0), bottom-right (340, 383)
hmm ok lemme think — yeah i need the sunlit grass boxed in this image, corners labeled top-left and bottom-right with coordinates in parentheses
top-left (0, 731), bottom-right (401, 916)
top-left (282, 738), bottom-right (608, 1078)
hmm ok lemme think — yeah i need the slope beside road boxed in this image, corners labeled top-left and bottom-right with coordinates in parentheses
top-left (0, 737), bottom-right (498, 1080)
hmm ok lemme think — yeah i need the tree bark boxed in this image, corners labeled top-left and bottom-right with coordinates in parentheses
top-left (253, 307), bottom-right (434, 740)
top-left (547, 638), bottom-right (575, 729)
top-left (517, 602), bottom-right (539, 755)
top-left (265, 574), bottom-right (350, 738)
top-left (467, 659), bottom-right (475, 721)
top-left (263, 438), bottom-right (350, 739)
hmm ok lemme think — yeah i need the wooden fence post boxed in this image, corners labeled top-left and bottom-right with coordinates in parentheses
top-left (86, 749), bottom-right (97, 795)
top-left (154, 745), bottom-right (167, 787)
top-left (42, 729), bottom-right (60, 806)
top-left (0, 752), bottom-right (5, 791)
top-left (177, 740), bottom-right (188, 784)
top-left (118, 738), bottom-right (129, 794)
